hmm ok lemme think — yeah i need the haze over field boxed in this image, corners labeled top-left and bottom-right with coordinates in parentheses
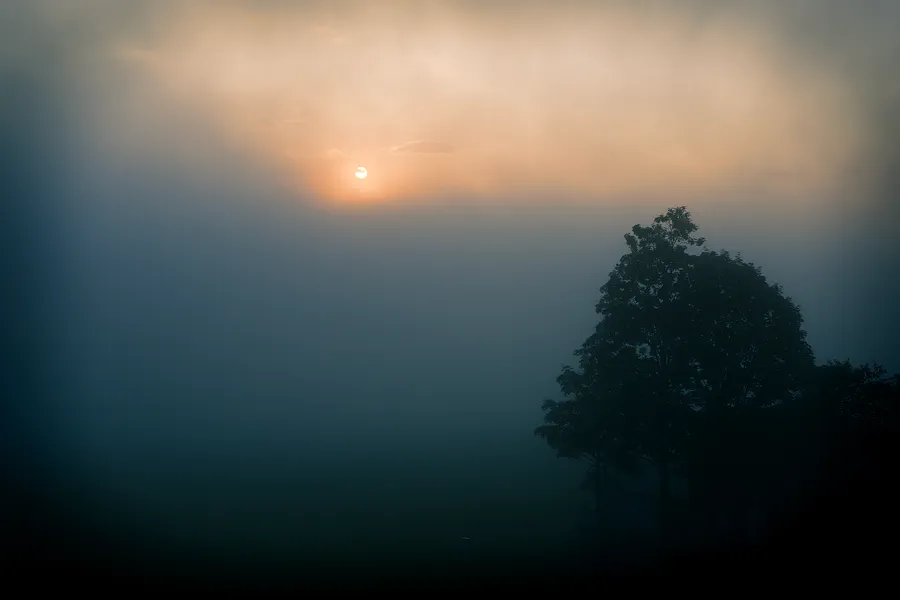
top-left (4, 0), bottom-right (899, 581)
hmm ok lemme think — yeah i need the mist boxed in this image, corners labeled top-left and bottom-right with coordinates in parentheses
top-left (5, 0), bottom-right (899, 588)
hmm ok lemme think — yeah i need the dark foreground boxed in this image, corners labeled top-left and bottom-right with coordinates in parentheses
top-left (5, 447), bottom-right (899, 592)
top-left (2, 416), bottom-right (896, 590)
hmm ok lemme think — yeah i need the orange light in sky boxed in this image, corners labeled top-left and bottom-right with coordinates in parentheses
top-left (108, 1), bottom-right (861, 208)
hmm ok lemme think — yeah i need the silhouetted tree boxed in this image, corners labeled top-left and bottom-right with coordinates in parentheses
top-left (535, 327), bottom-right (643, 520)
top-left (679, 247), bottom-right (815, 539)
top-left (807, 360), bottom-right (900, 478)
top-left (813, 360), bottom-right (899, 428)
top-left (537, 206), bottom-right (815, 548)
top-left (761, 361), bottom-right (900, 563)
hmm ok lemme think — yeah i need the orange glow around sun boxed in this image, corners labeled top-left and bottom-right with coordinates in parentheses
top-left (107, 1), bottom-right (861, 208)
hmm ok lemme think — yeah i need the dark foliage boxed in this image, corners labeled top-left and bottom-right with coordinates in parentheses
top-left (537, 206), bottom-right (900, 561)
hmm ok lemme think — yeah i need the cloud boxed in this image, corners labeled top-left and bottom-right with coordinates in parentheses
top-left (391, 141), bottom-right (455, 154)
top-left (102, 1), bottom-right (871, 205)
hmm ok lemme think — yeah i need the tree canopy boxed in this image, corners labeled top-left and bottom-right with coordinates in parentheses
top-left (536, 206), bottom-right (818, 543)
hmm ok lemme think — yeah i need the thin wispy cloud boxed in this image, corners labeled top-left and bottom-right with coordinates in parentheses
top-left (391, 141), bottom-right (455, 154)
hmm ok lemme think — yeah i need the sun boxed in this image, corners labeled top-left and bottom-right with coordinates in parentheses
top-left (355, 166), bottom-right (367, 179)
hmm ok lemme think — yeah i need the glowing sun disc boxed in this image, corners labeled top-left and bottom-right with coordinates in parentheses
top-left (355, 166), bottom-right (367, 179)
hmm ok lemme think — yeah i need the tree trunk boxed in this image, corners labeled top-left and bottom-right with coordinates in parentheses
top-left (594, 471), bottom-right (603, 516)
top-left (593, 464), bottom-right (608, 527)
top-left (658, 460), bottom-right (672, 550)
top-left (687, 467), bottom-right (714, 543)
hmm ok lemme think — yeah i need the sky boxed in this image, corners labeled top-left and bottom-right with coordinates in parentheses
top-left (4, 0), bottom-right (900, 571)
